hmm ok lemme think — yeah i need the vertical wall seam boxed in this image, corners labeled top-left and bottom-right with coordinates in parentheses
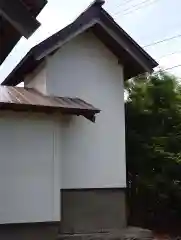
top-left (52, 120), bottom-right (55, 220)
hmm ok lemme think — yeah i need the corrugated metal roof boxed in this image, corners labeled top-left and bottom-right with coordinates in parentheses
top-left (0, 86), bottom-right (100, 122)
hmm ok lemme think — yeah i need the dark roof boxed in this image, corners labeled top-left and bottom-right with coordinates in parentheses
top-left (2, 0), bottom-right (158, 86)
top-left (0, 86), bottom-right (100, 122)
top-left (0, 0), bottom-right (47, 65)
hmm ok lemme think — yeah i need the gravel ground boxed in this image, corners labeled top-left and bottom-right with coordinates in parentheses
top-left (58, 227), bottom-right (181, 240)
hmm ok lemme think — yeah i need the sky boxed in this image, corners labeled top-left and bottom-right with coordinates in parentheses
top-left (1, 0), bottom-right (181, 82)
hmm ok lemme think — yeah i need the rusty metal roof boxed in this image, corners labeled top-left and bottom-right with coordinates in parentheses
top-left (0, 86), bottom-right (100, 122)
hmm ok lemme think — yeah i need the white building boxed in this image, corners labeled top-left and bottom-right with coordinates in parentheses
top-left (0, 0), bottom-right (157, 239)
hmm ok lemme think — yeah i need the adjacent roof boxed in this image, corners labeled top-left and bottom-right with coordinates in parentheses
top-left (0, 0), bottom-right (47, 64)
top-left (2, 0), bottom-right (158, 86)
top-left (0, 86), bottom-right (100, 122)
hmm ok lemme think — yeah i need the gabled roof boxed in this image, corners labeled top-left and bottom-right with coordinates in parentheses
top-left (2, 0), bottom-right (158, 86)
top-left (0, 86), bottom-right (100, 122)
top-left (0, 0), bottom-right (47, 65)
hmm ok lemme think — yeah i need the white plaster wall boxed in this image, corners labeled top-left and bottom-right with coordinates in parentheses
top-left (0, 112), bottom-right (61, 224)
top-left (47, 31), bottom-right (126, 189)
top-left (24, 63), bottom-right (47, 95)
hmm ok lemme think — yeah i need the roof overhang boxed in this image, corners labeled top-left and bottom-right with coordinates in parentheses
top-left (0, 0), bottom-right (47, 65)
top-left (0, 86), bottom-right (100, 122)
top-left (1, 0), bottom-right (158, 86)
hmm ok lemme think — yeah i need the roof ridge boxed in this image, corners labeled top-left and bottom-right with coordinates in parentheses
top-left (81, 0), bottom-right (105, 14)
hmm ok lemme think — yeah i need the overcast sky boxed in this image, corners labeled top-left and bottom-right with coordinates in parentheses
top-left (1, 0), bottom-right (181, 82)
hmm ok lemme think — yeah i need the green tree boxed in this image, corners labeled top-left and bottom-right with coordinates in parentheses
top-left (125, 71), bottom-right (181, 230)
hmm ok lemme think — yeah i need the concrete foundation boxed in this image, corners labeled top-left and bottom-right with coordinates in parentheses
top-left (60, 188), bottom-right (126, 234)
top-left (0, 188), bottom-right (126, 239)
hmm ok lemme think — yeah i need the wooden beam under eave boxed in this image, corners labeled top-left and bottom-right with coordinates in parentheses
top-left (0, 0), bottom-right (41, 39)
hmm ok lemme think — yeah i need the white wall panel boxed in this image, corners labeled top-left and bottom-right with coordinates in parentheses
top-left (0, 113), bottom-right (61, 224)
top-left (24, 64), bottom-right (47, 95)
top-left (47, 32), bottom-right (126, 189)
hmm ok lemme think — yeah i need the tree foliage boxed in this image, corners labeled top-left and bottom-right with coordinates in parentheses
top-left (125, 71), bottom-right (181, 230)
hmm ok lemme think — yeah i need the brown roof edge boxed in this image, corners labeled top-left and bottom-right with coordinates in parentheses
top-left (1, 0), bottom-right (158, 86)
top-left (99, 8), bottom-right (158, 71)
top-left (0, 86), bottom-right (100, 122)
